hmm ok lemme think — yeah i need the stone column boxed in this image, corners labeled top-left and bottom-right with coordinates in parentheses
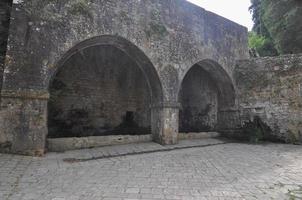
top-left (151, 102), bottom-right (179, 145)
top-left (0, 89), bottom-right (48, 156)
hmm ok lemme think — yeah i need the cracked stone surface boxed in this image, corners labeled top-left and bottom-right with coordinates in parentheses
top-left (1, 139), bottom-right (302, 200)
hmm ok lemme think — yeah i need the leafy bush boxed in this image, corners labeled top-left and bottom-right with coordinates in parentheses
top-left (286, 130), bottom-right (301, 145)
top-left (242, 116), bottom-right (272, 143)
top-left (248, 31), bottom-right (278, 57)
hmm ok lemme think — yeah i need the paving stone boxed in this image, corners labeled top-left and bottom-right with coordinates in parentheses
top-left (0, 139), bottom-right (302, 199)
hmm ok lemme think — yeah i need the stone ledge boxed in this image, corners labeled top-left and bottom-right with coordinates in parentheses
top-left (1, 89), bottom-right (50, 100)
top-left (47, 135), bottom-right (153, 152)
top-left (47, 132), bottom-right (221, 152)
top-left (178, 132), bottom-right (220, 140)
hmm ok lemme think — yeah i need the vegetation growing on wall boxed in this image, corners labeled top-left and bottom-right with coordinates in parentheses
top-left (242, 116), bottom-right (272, 143)
top-left (68, 0), bottom-right (92, 19)
top-left (144, 9), bottom-right (168, 39)
top-left (145, 21), bottom-right (168, 39)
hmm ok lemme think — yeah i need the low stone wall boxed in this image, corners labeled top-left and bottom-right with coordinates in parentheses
top-left (47, 132), bottom-right (220, 152)
top-left (47, 135), bottom-right (153, 152)
top-left (235, 54), bottom-right (302, 143)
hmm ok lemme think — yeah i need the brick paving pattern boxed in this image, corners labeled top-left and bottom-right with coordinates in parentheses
top-left (1, 139), bottom-right (302, 200)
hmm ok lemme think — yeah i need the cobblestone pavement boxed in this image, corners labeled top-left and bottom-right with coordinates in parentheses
top-left (1, 139), bottom-right (302, 200)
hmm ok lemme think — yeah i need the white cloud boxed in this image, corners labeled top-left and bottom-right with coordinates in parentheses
top-left (187, 0), bottom-right (253, 30)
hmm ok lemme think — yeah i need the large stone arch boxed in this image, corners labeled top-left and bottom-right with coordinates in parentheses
top-left (48, 35), bottom-right (164, 140)
top-left (49, 35), bottom-right (163, 104)
top-left (178, 59), bottom-right (238, 133)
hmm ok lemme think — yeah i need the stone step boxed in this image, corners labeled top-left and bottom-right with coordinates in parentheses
top-left (47, 132), bottom-right (221, 152)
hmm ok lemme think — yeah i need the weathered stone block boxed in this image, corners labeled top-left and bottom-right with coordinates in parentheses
top-left (0, 97), bottom-right (47, 155)
top-left (235, 54), bottom-right (302, 143)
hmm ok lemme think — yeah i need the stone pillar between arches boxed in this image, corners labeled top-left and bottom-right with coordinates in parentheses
top-left (151, 102), bottom-right (180, 145)
top-left (0, 89), bottom-right (48, 156)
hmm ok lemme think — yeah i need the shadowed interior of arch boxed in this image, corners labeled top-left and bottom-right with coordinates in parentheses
top-left (179, 60), bottom-right (236, 133)
top-left (48, 45), bottom-right (154, 138)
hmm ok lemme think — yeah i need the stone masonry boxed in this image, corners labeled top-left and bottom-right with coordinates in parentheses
top-left (235, 54), bottom-right (302, 143)
top-left (0, 0), bottom-right (249, 155)
top-left (1, 0), bottom-right (302, 156)
top-left (1, 140), bottom-right (302, 200)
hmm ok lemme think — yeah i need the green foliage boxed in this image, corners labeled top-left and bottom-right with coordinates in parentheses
top-left (287, 186), bottom-right (302, 200)
top-left (249, 0), bottom-right (278, 57)
top-left (249, 0), bottom-right (262, 35)
top-left (286, 130), bottom-right (301, 145)
top-left (248, 32), bottom-right (265, 49)
top-left (249, 0), bottom-right (302, 55)
top-left (145, 21), bottom-right (168, 38)
top-left (249, 0), bottom-right (271, 38)
top-left (248, 32), bottom-right (278, 57)
top-left (243, 121), bottom-right (263, 143)
top-left (68, 0), bottom-right (92, 18)
top-left (242, 116), bottom-right (272, 143)
top-left (261, 0), bottom-right (302, 54)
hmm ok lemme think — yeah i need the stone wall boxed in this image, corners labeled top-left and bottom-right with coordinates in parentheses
top-left (0, 0), bottom-right (12, 92)
top-left (48, 46), bottom-right (151, 138)
top-left (0, 0), bottom-right (248, 155)
top-left (3, 0), bottom-right (248, 95)
top-left (235, 54), bottom-right (302, 143)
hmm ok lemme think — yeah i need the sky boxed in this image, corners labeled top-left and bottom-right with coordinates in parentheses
top-left (187, 0), bottom-right (253, 30)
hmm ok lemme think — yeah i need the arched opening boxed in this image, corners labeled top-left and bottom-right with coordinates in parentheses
top-left (48, 36), bottom-right (163, 139)
top-left (179, 60), bottom-right (236, 133)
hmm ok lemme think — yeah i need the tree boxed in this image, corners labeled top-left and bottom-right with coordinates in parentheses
top-left (249, 0), bottom-right (262, 35)
top-left (249, 0), bottom-right (278, 57)
top-left (248, 32), bottom-right (278, 57)
top-left (249, 0), bottom-right (302, 55)
top-left (261, 0), bottom-right (302, 54)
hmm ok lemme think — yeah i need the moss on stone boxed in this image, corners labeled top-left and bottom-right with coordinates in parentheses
top-left (150, 9), bottom-right (161, 21)
top-left (144, 9), bottom-right (168, 39)
top-left (119, 10), bottom-right (132, 24)
top-left (68, 0), bottom-right (92, 19)
top-left (145, 21), bottom-right (168, 38)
